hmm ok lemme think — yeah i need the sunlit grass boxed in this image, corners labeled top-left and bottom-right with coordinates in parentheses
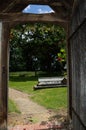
top-left (9, 71), bottom-right (38, 94)
top-left (9, 71), bottom-right (67, 110)
top-left (31, 87), bottom-right (67, 110)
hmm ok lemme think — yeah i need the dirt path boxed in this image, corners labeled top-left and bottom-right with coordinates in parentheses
top-left (8, 88), bottom-right (55, 125)
top-left (8, 88), bottom-right (68, 128)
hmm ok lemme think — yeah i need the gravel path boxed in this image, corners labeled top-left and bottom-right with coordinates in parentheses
top-left (8, 88), bottom-right (69, 130)
top-left (9, 88), bottom-right (49, 115)
top-left (8, 88), bottom-right (56, 125)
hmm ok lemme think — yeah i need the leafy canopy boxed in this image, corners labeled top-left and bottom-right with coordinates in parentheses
top-left (10, 23), bottom-right (66, 74)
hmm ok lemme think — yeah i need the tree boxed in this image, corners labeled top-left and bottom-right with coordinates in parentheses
top-left (9, 29), bottom-right (26, 71)
top-left (9, 23), bottom-right (66, 75)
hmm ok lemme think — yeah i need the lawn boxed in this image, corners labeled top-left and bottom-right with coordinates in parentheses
top-left (9, 71), bottom-right (67, 111)
top-left (9, 71), bottom-right (38, 94)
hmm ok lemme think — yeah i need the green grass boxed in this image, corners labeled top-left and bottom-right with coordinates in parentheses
top-left (31, 88), bottom-right (67, 110)
top-left (9, 71), bottom-right (67, 110)
top-left (8, 99), bottom-right (20, 113)
top-left (9, 71), bottom-right (38, 94)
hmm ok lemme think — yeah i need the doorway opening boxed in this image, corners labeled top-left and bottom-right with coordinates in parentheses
top-left (8, 22), bottom-right (69, 129)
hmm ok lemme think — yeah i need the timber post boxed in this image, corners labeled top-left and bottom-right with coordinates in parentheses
top-left (66, 22), bottom-right (72, 119)
top-left (0, 22), bottom-right (10, 130)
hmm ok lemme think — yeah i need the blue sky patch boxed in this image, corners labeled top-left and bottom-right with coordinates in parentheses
top-left (23, 5), bottom-right (54, 14)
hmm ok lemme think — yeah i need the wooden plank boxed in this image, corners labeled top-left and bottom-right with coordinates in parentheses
top-left (0, 0), bottom-right (74, 13)
top-left (70, 0), bottom-right (86, 35)
top-left (70, 31), bottom-right (82, 130)
top-left (67, 34), bottom-right (72, 118)
top-left (70, 22), bottom-right (86, 130)
top-left (79, 21), bottom-right (86, 126)
top-left (0, 22), bottom-right (10, 129)
top-left (69, 0), bottom-right (86, 128)
top-left (0, 13), bottom-right (68, 22)
top-left (0, 13), bottom-right (68, 30)
top-left (0, 22), bottom-right (3, 127)
top-left (0, 0), bottom-right (14, 12)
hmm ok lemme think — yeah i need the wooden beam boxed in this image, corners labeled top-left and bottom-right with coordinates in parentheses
top-left (0, 13), bottom-right (68, 29)
top-left (1, 1), bottom-right (18, 13)
top-left (0, 0), bottom-right (15, 12)
top-left (0, 13), bottom-right (68, 22)
top-left (50, 2), bottom-right (73, 20)
top-left (19, 0), bottom-right (74, 6)
top-left (0, 22), bottom-right (10, 129)
top-left (0, 0), bottom-right (74, 13)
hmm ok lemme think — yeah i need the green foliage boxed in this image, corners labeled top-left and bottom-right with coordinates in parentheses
top-left (57, 48), bottom-right (66, 62)
top-left (10, 29), bottom-right (26, 71)
top-left (9, 23), bottom-right (66, 74)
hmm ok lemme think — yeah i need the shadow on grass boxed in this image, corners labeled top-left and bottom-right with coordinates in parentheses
top-left (9, 71), bottom-right (63, 82)
top-left (9, 75), bottom-right (38, 82)
top-left (37, 71), bottom-right (62, 77)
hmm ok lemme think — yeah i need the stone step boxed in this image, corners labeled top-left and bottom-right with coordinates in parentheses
top-left (34, 77), bottom-right (67, 90)
top-left (34, 84), bottom-right (66, 90)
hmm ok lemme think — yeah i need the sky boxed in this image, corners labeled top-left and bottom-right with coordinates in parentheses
top-left (23, 5), bottom-right (54, 14)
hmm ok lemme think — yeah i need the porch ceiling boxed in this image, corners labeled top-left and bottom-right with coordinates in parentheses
top-left (0, 0), bottom-right (74, 27)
